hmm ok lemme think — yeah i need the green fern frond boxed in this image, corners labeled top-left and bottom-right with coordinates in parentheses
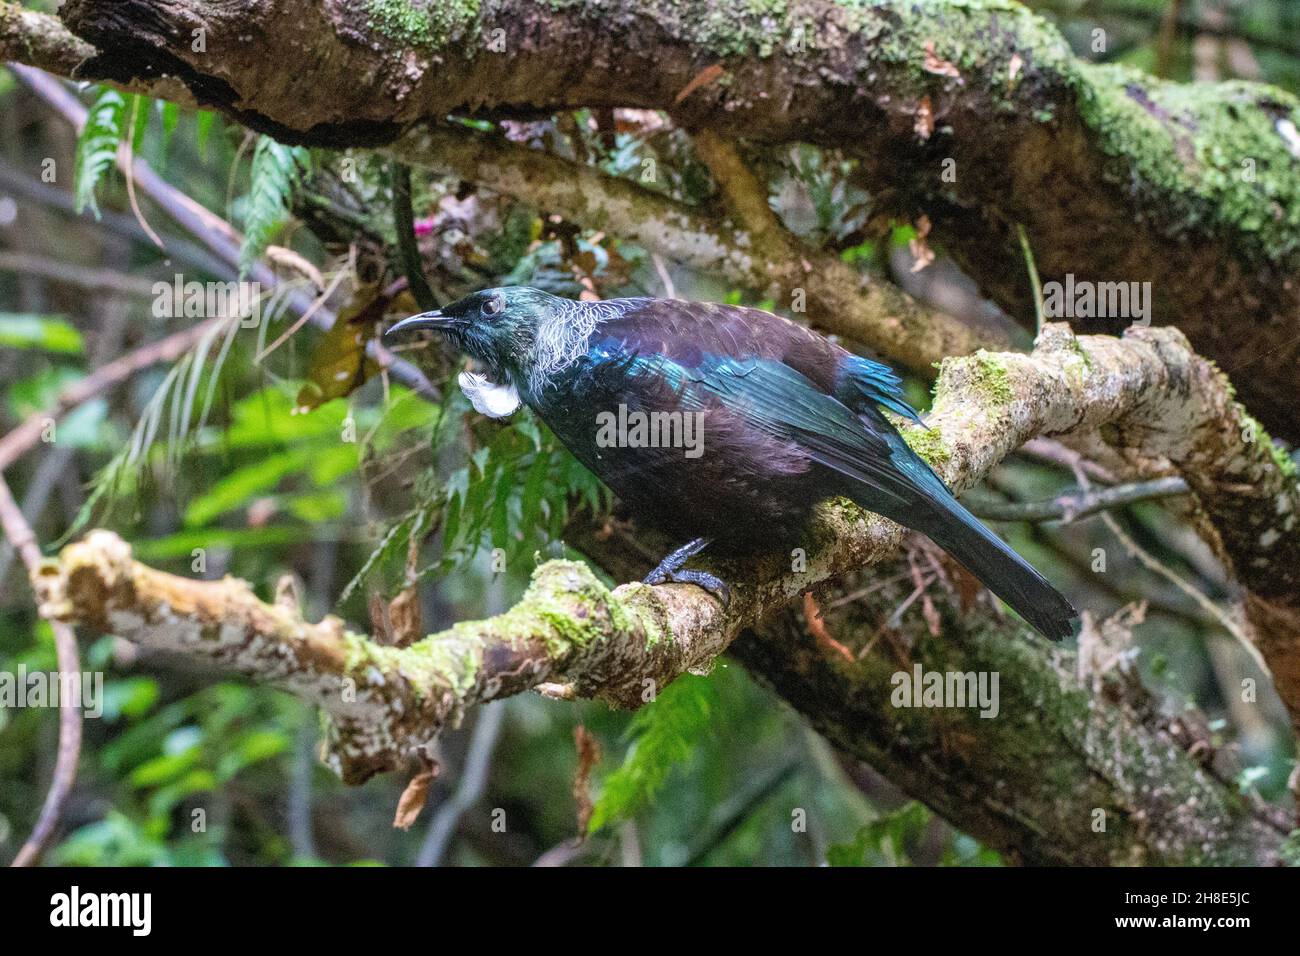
top-left (588, 674), bottom-right (719, 834)
top-left (71, 316), bottom-right (242, 534)
top-left (73, 88), bottom-right (130, 218)
top-left (239, 136), bottom-right (311, 277)
top-left (826, 802), bottom-right (932, 867)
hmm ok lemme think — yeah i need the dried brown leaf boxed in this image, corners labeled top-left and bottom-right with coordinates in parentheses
top-left (909, 214), bottom-right (935, 273)
top-left (1008, 53), bottom-right (1023, 84)
top-left (803, 591), bottom-right (855, 663)
top-left (573, 725), bottom-right (602, 839)
top-left (388, 587), bottom-right (423, 649)
top-left (914, 95), bottom-right (934, 142)
top-left (393, 766), bottom-right (438, 830)
top-left (923, 41), bottom-right (963, 81)
top-left (673, 64), bottom-right (725, 105)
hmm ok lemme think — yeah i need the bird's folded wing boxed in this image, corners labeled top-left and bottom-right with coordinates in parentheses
top-left (838, 355), bottom-right (926, 426)
top-left (669, 356), bottom-right (921, 508)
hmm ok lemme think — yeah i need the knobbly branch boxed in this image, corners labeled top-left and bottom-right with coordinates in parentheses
top-left (34, 325), bottom-right (1300, 786)
top-left (21, 0), bottom-right (1300, 439)
top-left (388, 123), bottom-right (1011, 374)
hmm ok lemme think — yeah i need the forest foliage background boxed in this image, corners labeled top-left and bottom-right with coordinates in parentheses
top-left (1, 0), bottom-right (1299, 866)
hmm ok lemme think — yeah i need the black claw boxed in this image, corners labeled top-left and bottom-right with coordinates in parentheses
top-left (668, 569), bottom-right (731, 607)
top-left (642, 537), bottom-right (729, 605)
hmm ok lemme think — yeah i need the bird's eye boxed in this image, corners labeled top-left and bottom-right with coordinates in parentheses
top-left (481, 296), bottom-right (504, 317)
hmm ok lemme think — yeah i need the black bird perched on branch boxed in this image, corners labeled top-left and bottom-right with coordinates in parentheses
top-left (386, 287), bottom-right (1077, 640)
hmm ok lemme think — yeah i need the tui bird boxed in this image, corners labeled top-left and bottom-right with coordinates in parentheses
top-left (386, 287), bottom-right (1077, 641)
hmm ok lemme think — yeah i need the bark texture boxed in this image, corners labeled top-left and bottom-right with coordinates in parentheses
top-left (7, 0), bottom-right (1300, 865)
top-left (32, 324), bottom-right (1300, 863)
top-left (26, 0), bottom-right (1300, 440)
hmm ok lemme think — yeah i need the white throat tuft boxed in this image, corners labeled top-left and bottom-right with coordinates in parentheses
top-left (458, 370), bottom-right (521, 418)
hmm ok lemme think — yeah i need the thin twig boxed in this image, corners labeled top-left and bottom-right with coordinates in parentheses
top-left (120, 97), bottom-right (164, 249)
top-left (9, 64), bottom-right (436, 401)
top-left (651, 253), bottom-right (676, 299)
top-left (0, 251), bottom-right (160, 297)
top-left (1061, 451), bottom-right (1266, 672)
top-left (416, 701), bottom-right (507, 866)
top-left (390, 160), bottom-right (438, 313)
top-left (1016, 223), bottom-right (1044, 337)
top-left (0, 475), bottom-right (82, 866)
top-left (967, 476), bottom-right (1189, 524)
top-left (255, 267), bottom-right (347, 363)
top-left (0, 317), bottom-right (224, 473)
top-left (1018, 437), bottom-right (1119, 485)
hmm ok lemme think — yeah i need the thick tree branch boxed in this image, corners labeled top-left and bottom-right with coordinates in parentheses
top-left (32, 0), bottom-right (1300, 440)
top-left (735, 583), bottom-right (1291, 866)
top-left (33, 533), bottom-right (722, 784)
top-left (34, 324), bottom-right (1300, 767)
top-left (32, 322), bottom-right (1300, 862)
top-left (0, 0), bottom-right (93, 78)
top-left (388, 123), bottom-right (1011, 374)
top-left (0, 0), bottom-right (191, 103)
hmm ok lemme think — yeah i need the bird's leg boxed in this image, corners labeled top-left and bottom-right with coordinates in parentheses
top-left (643, 537), bottom-right (730, 607)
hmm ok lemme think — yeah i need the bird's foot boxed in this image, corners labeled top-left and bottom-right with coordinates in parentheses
top-left (657, 568), bottom-right (732, 608)
top-left (643, 538), bottom-right (731, 607)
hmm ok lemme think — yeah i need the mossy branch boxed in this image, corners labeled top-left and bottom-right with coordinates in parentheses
top-left (29, 0), bottom-right (1300, 441)
top-left (30, 532), bottom-right (726, 783)
top-left (34, 325), bottom-right (1300, 784)
top-left (387, 123), bottom-right (1008, 374)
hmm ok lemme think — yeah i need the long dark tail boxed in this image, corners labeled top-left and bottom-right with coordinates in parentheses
top-left (910, 498), bottom-right (1078, 641)
top-left (847, 433), bottom-right (1078, 641)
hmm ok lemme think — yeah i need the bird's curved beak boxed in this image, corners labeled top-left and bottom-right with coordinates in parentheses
top-left (385, 310), bottom-right (453, 341)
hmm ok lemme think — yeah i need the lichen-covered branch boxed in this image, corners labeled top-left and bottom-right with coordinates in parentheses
top-left (0, 0), bottom-right (94, 78)
top-left (33, 0), bottom-right (1300, 440)
top-left (31, 531), bottom-right (723, 783)
top-left (388, 123), bottom-right (1010, 374)
top-left (35, 324), bottom-right (1300, 777)
top-left (32, 322), bottom-right (1300, 862)
top-left (735, 588), bottom-right (1291, 866)
top-left (967, 475), bottom-right (1189, 523)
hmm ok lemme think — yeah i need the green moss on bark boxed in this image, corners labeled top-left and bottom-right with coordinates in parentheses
top-left (1075, 65), bottom-right (1300, 262)
top-left (362, 0), bottom-right (481, 49)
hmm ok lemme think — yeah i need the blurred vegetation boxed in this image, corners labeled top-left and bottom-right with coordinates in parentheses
top-left (0, 0), bottom-right (1295, 865)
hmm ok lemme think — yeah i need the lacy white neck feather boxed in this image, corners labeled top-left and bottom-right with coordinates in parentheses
top-left (529, 298), bottom-right (628, 391)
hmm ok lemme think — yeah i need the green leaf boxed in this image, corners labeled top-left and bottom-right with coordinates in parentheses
top-left (99, 677), bottom-right (161, 722)
top-left (338, 509), bottom-right (423, 604)
top-left (588, 675), bottom-right (718, 833)
top-left (518, 449), bottom-right (551, 553)
top-left (0, 313), bottom-right (83, 353)
top-left (130, 94), bottom-right (149, 153)
top-left (217, 730), bottom-right (289, 781)
top-left (195, 110), bottom-right (216, 156)
top-left (223, 387), bottom-right (345, 449)
top-left (239, 136), bottom-right (310, 276)
top-left (308, 443), bottom-right (360, 486)
top-left (490, 466), bottom-right (513, 551)
top-left (131, 525), bottom-right (326, 562)
top-left (7, 367), bottom-right (83, 418)
top-left (286, 490), bottom-right (347, 522)
top-left (73, 87), bottom-right (128, 217)
top-left (826, 802), bottom-right (931, 867)
top-left (183, 448), bottom-right (312, 527)
top-left (159, 101), bottom-right (180, 157)
top-left (130, 749), bottom-right (200, 789)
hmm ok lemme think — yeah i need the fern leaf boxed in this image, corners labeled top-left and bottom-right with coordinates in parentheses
top-left (73, 88), bottom-right (129, 217)
top-left (588, 674), bottom-right (718, 833)
top-left (239, 136), bottom-right (310, 277)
